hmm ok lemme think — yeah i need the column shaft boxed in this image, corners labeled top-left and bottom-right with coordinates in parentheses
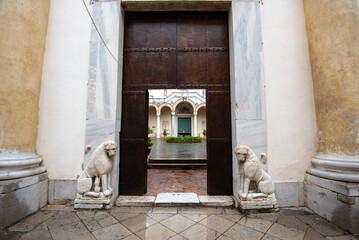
top-left (156, 114), bottom-right (161, 139)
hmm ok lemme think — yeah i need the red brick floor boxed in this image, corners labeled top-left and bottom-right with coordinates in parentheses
top-left (146, 168), bottom-right (207, 196)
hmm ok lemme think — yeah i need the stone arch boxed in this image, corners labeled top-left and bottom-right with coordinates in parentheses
top-left (159, 103), bottom-right (173, 114)
top-left (149, 104), bottom-right (159, 115)
top-left (173, 99), bottom-right (196, 114)
top-left (196, 103), bottom-right (206, 112)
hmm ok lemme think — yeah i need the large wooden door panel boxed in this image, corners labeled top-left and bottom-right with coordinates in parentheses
top-left (121, 12), bottom-right (232, 195)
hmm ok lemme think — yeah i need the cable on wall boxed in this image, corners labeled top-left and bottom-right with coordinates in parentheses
top-left (81, 0), bottom-right (119, 64)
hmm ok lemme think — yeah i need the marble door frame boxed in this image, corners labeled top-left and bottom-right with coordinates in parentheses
top-left (83, 0), bottom-right (266, 203)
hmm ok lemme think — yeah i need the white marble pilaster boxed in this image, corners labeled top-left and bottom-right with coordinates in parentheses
top-left (229, 1), bottom-right (267, 201)
top-left (82, 1), bottom-right (123, 208)
top-left (156, 114), bottom-right (161, 138)
top-left (171, 111), bottom-right (175, 136)
top-left (194, 112), bottom-right (198, 137)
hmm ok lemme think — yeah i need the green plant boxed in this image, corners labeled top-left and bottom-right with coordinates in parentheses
top-left (148, 126), bottom-right (153, 134)
top-left (203, 129), bottom-right (207, 136)
top-left (166, 136), bottom-right (202, 143)
top-left (163, 129), bottom-right (168, 136)
top-left (148, 137), bottom-right (153, 148)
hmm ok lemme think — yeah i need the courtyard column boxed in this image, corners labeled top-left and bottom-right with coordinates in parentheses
top-left (156, 113), bottom-right (161, 138)
top-left (194, 111), bottom-right (198, 137)
top-left (303, 0), bottom-right (359, 234)
top-left (0, 0), bottom-right (50, 228)
top-left (171, 111), bottom-right (175, 136)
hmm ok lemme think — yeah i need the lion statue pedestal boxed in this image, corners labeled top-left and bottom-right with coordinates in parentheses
top-left (235, 144), bottom-right (278, 212)
top-left (74, 141), bottom-right (117, 209)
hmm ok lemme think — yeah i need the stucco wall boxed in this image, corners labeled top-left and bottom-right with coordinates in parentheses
top-left (261, 0), bottom-right (317, 181)
top-left (149, 107), bottom-right (157, 133)
top-left (197, 107), bottom-right (206, 136)
top-left (160, 107), bottom-right (172, 135)
top-left (0, 0), bottom-right (50, 153)
top-left (303, 0), bottom-right (359, 155)
top-left (36, 0), bottom-right (92, 179)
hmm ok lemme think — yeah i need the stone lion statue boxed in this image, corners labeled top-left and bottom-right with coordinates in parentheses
top-left (234, 145), bottom-right (275, 201)
top-left (77, 141), bottom-right (117, 198)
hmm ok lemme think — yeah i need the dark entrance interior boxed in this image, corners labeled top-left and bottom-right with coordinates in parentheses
top-left (120, 12), bottom-right (232, 195)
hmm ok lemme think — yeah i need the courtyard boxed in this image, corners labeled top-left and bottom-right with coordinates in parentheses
top-left (1, 205), bottom-right (355, 240)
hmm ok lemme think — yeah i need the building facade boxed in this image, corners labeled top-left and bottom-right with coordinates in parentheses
top-left (148, 90), bottom-right (206, 138)
top-left (0, 0), bottom-right (358, 233)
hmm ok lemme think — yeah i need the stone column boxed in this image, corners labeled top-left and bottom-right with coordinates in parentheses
top-left (303, 0), bottom-right (359, 234)
top-left (156, 114), bottom-right (161, 138)
top-left (194, 112), bottom-right (198, 137)
top-left (0, 0), bottom-right (50, 228)
top-left (171, 111), bottom-right (175, 136)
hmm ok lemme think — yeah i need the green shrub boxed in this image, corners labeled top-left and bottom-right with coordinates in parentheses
top-left (166, 136), bottom-right (202, 143)
top-left (148, 126), bottom-right (153, 134)
top-left (203, 129), bottom-right (207, 136)
top-left (148, 137), bottom-right (153, 147)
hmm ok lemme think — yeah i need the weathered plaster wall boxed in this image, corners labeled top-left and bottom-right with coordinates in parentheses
top-left (261, 0), bottom-right (317, 182)
top-left (36, 0), bottom-right (93, 180)
top-left (303, 0), bottom-right (359, 155)
top-left (0, 0), bottom-right (50, 152)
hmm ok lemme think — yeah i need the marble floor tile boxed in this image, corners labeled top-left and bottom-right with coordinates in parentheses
top-left (147, 213), bottom-right (175, 222)
top-left (122, 234), bottom-right (142, 240)
top-left (160, 214), bottom-right (196, 233)
top-left (76, 211), bottom-right (95, 220)
top-left (94, 211), bottom-right (118, 227)
top-left (238, 216), bottom-right (273, 233)
top-left (180, 213), bottom-right (209, 222)
top-left (180, 223), bottom-right (221, 240)
top-left (50, 221), bottom-right (89, 240)
top-left (251, 212), bottom-right (282, 222)
top-left (217, 235), bottom-right (233, 240)
top-left (168, 234), bottom-right (188, 240)
top-left (110, 207), bottom-right (153, 214)
top-left (9, 211), bottom-right (57, 232)
top-left (304, 228), bottom-right (327, 240)
top-left (199, 215), bottom-right (235, 233)
top-left (45, 211), bottom-right (80, 230)
top-left (267, 223), bottom-right (306, 240)
top-left (92, 223), bottom-right (132, 240)
top-left (18, 222), bottom-right (52, 240)
top-left (42, 205), bottom-right (66, 211)
top-left (136, 223), bottom-right (176, 240)
top-left (277, 215), bottom-right (308, 232)
top-left (223, 223), bottom-right (264, 240)
top-left (121, 214), bottom-right (157, 233)
top-left (326, 236), bottom-right (358, 240)
top-left (297, 215), bottom-right (346, 236)
top-left (223, 208), bottom-right (241, 215)
top-left (261, 234), bottom-right (282, 240)
top-left (178, 206), bottom-right (224, 214)
top-left (82, 217), bottom-right (102, 232)
top-left (217, 213), bottom-right (243, 222)
top-left (110, 210), bottom-right (141, 222)
top-left (151, 207), bottom-right (178, 214)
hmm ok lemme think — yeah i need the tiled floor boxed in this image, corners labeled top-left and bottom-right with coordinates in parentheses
top-left (146, 169), bottom-right (207, 196)
top-left (2, 205), bottom-right (357, 240)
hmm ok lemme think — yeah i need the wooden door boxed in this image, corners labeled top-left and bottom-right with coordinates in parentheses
top-left (120, 12), bottom-right (232, 195)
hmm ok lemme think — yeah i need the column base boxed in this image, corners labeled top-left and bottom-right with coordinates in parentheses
top-left (0, 172), bottom-right (48, 229)
top-left (305, 173), bottom-right (359, 234)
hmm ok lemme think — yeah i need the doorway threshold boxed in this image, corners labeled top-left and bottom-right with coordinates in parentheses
top-left (116, 193), bottom-right (234, 207)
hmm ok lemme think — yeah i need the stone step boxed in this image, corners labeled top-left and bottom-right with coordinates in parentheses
top-left (148, 158), bottom-right (207, 168)
top-left (116, 193), bottom-right (234, 207)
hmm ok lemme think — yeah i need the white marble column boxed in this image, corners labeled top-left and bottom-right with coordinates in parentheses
top-left (171, 111), bottom-right (175, 136)
top-left (194, 112), bottom-right (198, 137)
top-left (156, 114), bottom-right (161, 138)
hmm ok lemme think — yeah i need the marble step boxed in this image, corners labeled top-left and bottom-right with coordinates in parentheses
top-left (116, 193), bottom-right (234, 207)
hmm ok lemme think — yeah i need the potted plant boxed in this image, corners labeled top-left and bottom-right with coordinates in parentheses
top-left (147, 137), bottom-right (153, 155)
top-left (163, 129), bottom-right (168, 139)
top-left (203, 129), bottom-right (207, 139)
